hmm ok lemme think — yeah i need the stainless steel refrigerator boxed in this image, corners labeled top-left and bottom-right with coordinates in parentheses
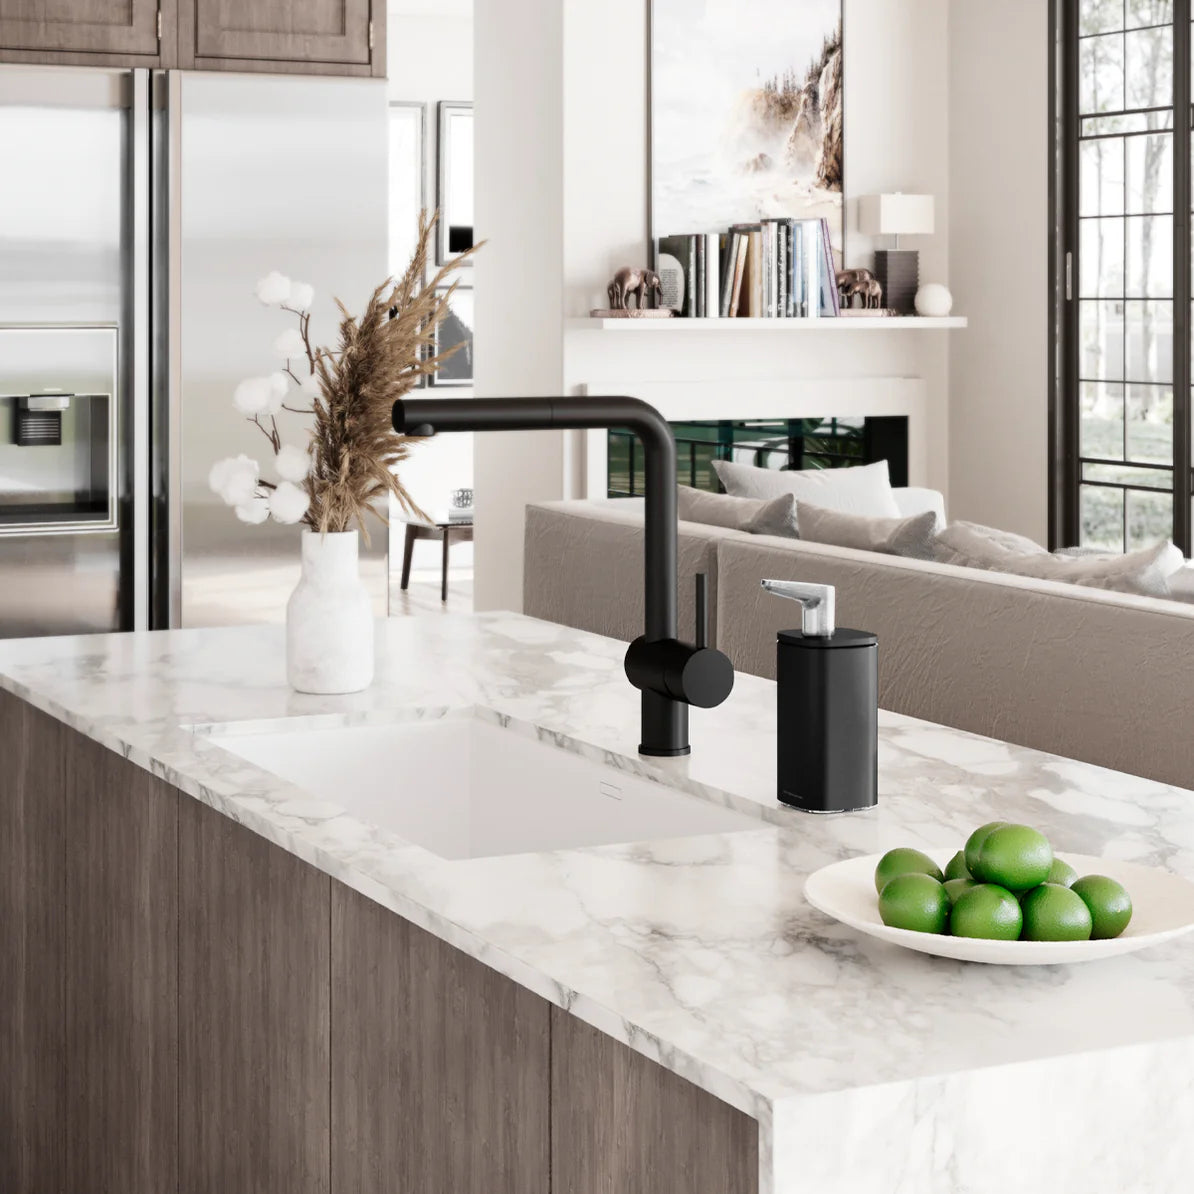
top-left (0, 65), bottom-right (388, 637)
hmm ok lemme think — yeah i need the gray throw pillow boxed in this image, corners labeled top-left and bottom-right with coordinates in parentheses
top-left (711, 458), bottom-right (901, 524)
top-left (797, 501), bottom-right (938, 560)
top-left (935, 520), bottom-right (1183, 597)
top-left (676, 486), bottom-right (797, 537)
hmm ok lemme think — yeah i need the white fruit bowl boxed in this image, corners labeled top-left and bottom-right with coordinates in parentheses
top-left (804, 851), bottom-right (1194, 965)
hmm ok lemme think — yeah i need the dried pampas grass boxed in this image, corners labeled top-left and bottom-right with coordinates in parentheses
top-left (300, 210), bottom-right (477, 540)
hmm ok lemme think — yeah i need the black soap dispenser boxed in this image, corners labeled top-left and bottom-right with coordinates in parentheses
top-left (762, 580), bottom-right (878, 814)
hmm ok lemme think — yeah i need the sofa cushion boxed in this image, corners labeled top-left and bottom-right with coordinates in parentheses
top-left (798, 501), bottom-right (938, 560)
top-left (935, 521), bottom-right (1182, 597)
top-left (711, 459), bottom-right (901, 523)
top-left (892, 486), bottom-right (947, 529)
top-left (676, 486), bottom-right (797, 537)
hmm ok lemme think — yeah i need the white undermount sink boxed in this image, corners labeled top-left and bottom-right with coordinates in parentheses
top-left (202, 709), bottom-right (762, 860)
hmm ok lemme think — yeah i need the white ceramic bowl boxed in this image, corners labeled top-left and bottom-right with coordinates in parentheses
top-left (804, 850), bottom-right (1194, 965)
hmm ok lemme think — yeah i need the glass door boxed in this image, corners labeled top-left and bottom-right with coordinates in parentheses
top-left (1066, 0), bottom-right (1182, 553)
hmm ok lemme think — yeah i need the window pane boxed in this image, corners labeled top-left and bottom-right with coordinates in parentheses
top-left (1080, 300), bottom-right (1123, 380)
top-left (1127, 0), bottom-right (1173, 28)
top-left (1080, 138), bottom-right (1125, 215)
top-left (1127, 383), bottom-right (1174, 461)
top-left (1125, 299), bottom-right (1173, 381)
top-left (1125, 26), bottom-right (1173, 108)
top-left (1081, 0), bottom-right (1123, 36)
top-left (1126, 133), bottom-right (1173, 211)
top-left (1081, 217), bottom-right (1125, 296)
top-left (1081, 381), bottom-right (1126, 458)
top-left (1126, 487), bottom-right (1174, 547)
top-left (1080, 34), bottom-right (1125, 114)
top-left (1126, 214), bottom-right (1173, 295)
top-left (1082, 461), bottom-right (1172, 487)
top-left (1081, 485), bottom-right (1125, 550)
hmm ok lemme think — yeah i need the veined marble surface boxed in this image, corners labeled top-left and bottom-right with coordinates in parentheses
top-left (3, 612), bottom-right (1194, 1193)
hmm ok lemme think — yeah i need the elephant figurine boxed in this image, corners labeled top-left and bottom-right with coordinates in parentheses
top-left (607, 266), bottom-right (663, 311)
top-left (835, 267), bottom-right (884, 310)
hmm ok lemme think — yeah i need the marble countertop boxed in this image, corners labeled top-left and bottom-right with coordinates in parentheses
top-left (3, 612), bottom-right (1194, 1193)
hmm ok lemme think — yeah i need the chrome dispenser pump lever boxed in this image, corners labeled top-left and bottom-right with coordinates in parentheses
top-left (760, 580), bottom-right (835, 637)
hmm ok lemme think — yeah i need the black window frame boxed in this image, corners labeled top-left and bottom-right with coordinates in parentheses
top-left (1051, 0), bottom-right (1193, 555)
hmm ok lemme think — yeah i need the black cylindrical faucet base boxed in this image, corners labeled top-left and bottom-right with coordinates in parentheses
top-left (776, 628), bottom-right (878, 814)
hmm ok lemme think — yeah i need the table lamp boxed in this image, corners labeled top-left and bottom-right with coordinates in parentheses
top-left (857, 193), bottom-right (935, 314)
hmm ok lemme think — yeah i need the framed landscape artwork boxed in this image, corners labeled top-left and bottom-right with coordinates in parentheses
top-left (650, 0), bottom-right (844, 261)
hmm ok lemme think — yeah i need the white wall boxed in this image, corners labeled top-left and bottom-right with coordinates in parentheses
top-left (387, 2), bottom-right (476, 531)
top-left (472, 0), bottom-right (567, 606)
top-left (474, 0), bottom-right (953, 612)
top-left (947, 0), bottom-right (1049, 544)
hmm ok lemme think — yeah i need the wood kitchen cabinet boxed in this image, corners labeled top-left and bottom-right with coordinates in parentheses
top-left (1, 697), bottom-right (760, 1193)
top-left (0, 691), bottom-right (178, 1194)
top-left (0, 0), bottom-right (384, 75)
top-left (552, 1008), bottom-right (759, 1194)
top-left (178, 798), bottom-right (331, 1194)
top-left (63, 727), bottom-right (179, 1194)
top-left (331, 883), bottom-right (552, 1192)
top-left (0, 692), bottom-right (67, 1194)
top-left (177, 0), bottom-right (383, 76)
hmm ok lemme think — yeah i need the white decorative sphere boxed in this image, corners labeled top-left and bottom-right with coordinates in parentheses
top-left (915, 283), bottom-right (954, 317)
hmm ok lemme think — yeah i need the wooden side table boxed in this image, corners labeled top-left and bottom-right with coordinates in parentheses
top-left (398, 515), bottom-right (474, 602)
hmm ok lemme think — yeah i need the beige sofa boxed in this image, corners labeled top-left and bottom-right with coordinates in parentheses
top-left (524, 498), bottom-right (1194, 790)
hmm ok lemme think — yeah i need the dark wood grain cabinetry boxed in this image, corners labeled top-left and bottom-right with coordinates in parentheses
top-left (179, 0), bottom-right (383, 76)
top-left (64, 729), bottom-right (179, 1194)
top-left (178, 799), bottom-right (331, 1194)
top-left (0, 693), bottom-right (759, 1194)
top-left (0, 0), bottom-right (165, 63)
top-left (0, 692), bottom-right (67, 1194)
top-left (0, 691), bottom-right (179, 1194)
top-left (331, 883), bottom-right (551, 1193)
top-left (0, 0), bottom-right (384, 74)
top-left (552, 1009), bottom-right (759, 1194)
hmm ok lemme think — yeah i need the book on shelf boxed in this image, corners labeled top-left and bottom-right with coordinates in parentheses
top-left (706, 232), bottom-right (722, 320)
top-left (654, 216), bottom-right (839, 319)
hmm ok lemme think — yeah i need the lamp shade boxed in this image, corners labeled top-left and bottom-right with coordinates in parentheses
top-left (857, 193), bottom-right (935, 237)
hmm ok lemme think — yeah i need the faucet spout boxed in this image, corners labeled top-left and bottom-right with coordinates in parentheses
top-left (393, 396), bottom-right (735, 756)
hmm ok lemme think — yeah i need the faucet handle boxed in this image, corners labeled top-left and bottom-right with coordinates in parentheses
top-left (761, 579), bottom-right (835, 637)
top-left (695, 572), bottom-right (709, 649)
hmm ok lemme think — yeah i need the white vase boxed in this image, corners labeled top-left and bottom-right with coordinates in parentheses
top-left (286, 530), bottom-right (374, 694)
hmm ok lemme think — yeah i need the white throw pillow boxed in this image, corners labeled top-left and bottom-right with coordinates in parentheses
top-left (1165, 564), bottom-right (1194, 602)
top-left (676, 486), bottom-right (797, 537)
top-left (936, 521), bottom-right (1183, 597)
top-left (711, 459), bottom-right (901, 527)
top-left (797, 501), bottom-right (938, 560)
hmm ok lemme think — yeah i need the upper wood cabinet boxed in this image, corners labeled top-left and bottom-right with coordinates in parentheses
top-left (178, 0), bottom-right (383, 75)
top-left (0, 0), bottom-right (164, 61)
top-left (0, 0), bottom-right (385, 75)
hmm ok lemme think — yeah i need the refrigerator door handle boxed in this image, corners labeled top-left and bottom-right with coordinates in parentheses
top-left (151, 70), bottom-right (183, 630)
top-left (131, 67), bottom-right (151, 631)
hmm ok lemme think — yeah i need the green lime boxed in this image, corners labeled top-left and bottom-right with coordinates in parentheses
top-left (878, 873), bottom-right (950, 934)
top-left (1021, 883), bottom-right (1093, 941)
top-left (943, 850), bottom-right (971, 882)
top-left (1071, 875), bottom-right (1133, 940)
top-left (943, 877), bottom-right (980, 905)
top-left (1047, 857), bottom-right (1078, 888)
top-left (964, 821), bottom-right (1007, 875)
top-left (972, 824), bottom-right (1053, 891)
top-left (874, 847), bottom-right (944, 894)
top-left (950, 884), bottom-right (1023, 940)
